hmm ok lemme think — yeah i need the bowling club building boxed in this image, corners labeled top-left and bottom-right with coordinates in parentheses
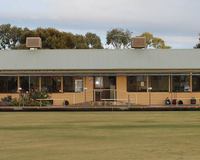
top-left (1, 47), bottom-right (200, 106)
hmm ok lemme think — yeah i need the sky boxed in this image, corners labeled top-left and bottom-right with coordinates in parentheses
top-left (0, 0), bottom-right (199, 48)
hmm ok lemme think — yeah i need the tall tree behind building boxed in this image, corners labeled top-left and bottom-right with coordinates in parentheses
top-left (140, 32), bottom-right (171, 49)
top-left (106, 29), bottom-right (170, 49)
top-left (194, 34), bottom-right (200, 49)
top-left (35, 28), bottom-right (75, 49)
top-left (74, 35), bottom-right (89, 49)
top-left (106, 28), bottom-right (132, 49)
top-left (85, 32), bottom-right (103, 49)
top-left (0, 24), bottom-right (103, 49)
top-left (0, 24), bottom-right (23, 49)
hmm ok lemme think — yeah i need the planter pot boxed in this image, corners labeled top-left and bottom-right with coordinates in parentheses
top-left (64, 100), bottom-right (69, 106)
top-left (178, 100), bottom-right (183, 105)
top-left (165, 99), bottom-right (171, 105)
top-left (172, 99), bottom-right (177, 105)
top-left (191, 99), bottom-right (196, 105)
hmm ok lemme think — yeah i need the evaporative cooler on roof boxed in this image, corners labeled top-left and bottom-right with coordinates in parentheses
top-left (131, 37), bottom-right (146, 49)
top-left (26, 37), bottom-right (42, 49)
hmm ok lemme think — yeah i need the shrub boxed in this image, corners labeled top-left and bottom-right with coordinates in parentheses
top-left (1, 91), bottom-right (51, 107)
top-left (1, 96), bottom-right (13, 106)
top-left (30, 90), bottom-right (49, 100)
top-left (10, 98), bottom-right (19, 106)
top-left (30, 90), bottom-right (51, 106)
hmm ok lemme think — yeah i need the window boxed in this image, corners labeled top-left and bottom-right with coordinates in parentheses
top-left (172, 75), bottom-right (190, 92)
top-left (127, 76), bottom-right (147, 92)
top-left (63, 77), bottom-right (83, 92)
top-left (192, 75), bottom-right (200, 92)
top-left (41, 77), bottom-right (61, 93)
top-left (20, 76), bottom-right (39, 92)
top-left (95, 77), bottom-right (103, 89)
top-left (63, 77), bottom-right (74, 92)
top-left (149, 76), bottom-right (169, 92)
top-left (75, 79), bottom-right (83, 92)
top-left (94, 77), bottom-right (116, 89)
top-left (0, 76), bottom-right (17, 93)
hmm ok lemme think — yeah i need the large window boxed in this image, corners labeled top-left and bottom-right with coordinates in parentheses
top-left (41, 77), bottom-right (61, 93)
top-left (149, 76), bottom-right (169, 92)
top-left (20, 76), bottom-right (39, 92)
top-left (127, 76), bottom-right (147, 92)
top-left (63, 77), bottom-right (83, 92)
top-left (172, 75), bottom-right (190, 92)
top-left (0, 76), bottom-right (17, 93)
top-left (192, 75), bottom-right (200, 92)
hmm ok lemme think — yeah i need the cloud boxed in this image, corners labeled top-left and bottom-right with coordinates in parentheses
top-left (162, 35), bottom-right (198, 48)
top-left (0, 0), bottom-right (199, 48)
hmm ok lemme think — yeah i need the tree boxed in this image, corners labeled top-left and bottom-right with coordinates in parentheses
top-left (74, 35), bottom-right (89, 49)
top-left (140, 32), bottom-right (153, 48)
top-left (0, 24), bottom-right (103, 50)
top-left (85, 32), bottom-right (103, 49)
top-left (194, 34), bottom-right (200, 49)
top-left (140, 32), bottom-right (171, 49)
top-left (0, 24), bottom-right (23, 49)
top-left (35, 28), bottom-right (75, 49)
top-left (106, 28), bottom-right (132, 49)
top-left (62, 32), bottom-right (76, 49)
top-left (18, 27), bottom-right (75, 49)
top-left (195, 43), bottom-right (200, 49)
top-left (152, 37), bottom-right (169, 49)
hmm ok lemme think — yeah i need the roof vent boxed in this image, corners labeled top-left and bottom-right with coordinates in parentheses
top-left (26, 37), bottom-right (42, 49)
top-left (131, 37), bottom-right (146, 49)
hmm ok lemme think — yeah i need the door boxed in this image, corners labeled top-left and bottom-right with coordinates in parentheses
top-left (94, 76), bottom-right (116, 101)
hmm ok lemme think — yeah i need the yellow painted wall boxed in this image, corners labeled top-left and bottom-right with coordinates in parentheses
top-left (1, 76), bottom-right (200, 106)
top-left (49, 77), bottom-right (94, 105)
top-left (116, 76), bottom-right (200, 106)
top-left (0, 93), bottom-right (19, 99)
top-left (0, 77), bottom-right (94, 106)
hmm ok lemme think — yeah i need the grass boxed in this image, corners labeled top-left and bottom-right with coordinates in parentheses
top-left (0, 112), bottom-right (200, 160)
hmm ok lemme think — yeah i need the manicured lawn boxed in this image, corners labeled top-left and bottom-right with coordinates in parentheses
top-left (0, 112), bottom-right (200, 160)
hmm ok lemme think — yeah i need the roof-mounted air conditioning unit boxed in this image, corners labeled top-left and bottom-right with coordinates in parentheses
top-left (131, 37), bottom-right (146, 49)
top-left (26, 37), bottom-right (42, 49)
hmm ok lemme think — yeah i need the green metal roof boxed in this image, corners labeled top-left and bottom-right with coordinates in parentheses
top-left (0, 49), bottom-right (200, 71)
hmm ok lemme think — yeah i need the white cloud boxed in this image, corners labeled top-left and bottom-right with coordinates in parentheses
top-left (162, 35), bottom-right (198, 48)
top-left (0, 0), bottom-right (199, 48)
